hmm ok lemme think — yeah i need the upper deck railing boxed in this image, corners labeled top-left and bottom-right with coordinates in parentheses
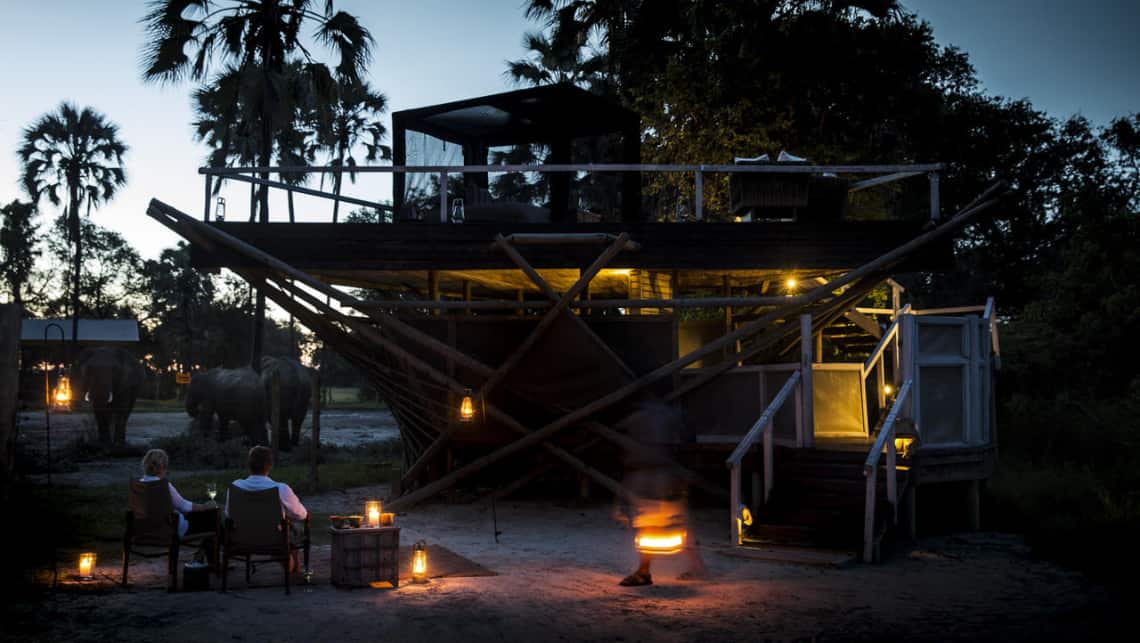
top-left (199, 162), bottom-right (944, 225)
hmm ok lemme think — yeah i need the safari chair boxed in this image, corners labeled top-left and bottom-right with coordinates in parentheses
top-left (222, 485), bottom-right (310, 594)
top-left (122, 479), bottom-right (218, 592)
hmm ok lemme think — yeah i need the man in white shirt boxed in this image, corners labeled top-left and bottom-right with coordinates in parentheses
top-left (225, 446), bottom-right (308, 522)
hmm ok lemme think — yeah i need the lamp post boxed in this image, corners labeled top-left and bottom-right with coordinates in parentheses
top-left (43, 321), bottom-right (65, 587)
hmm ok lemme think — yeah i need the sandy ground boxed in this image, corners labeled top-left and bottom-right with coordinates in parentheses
top-left (15, 409), bottom-right (399, 485)
top-left (5, 411), bottom-right (1126, 641)
top-left (5, 497), bottom-right (1125, 642)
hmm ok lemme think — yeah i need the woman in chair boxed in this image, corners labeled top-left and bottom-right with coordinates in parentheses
top-left (140, 449), bottom-right (217, 560)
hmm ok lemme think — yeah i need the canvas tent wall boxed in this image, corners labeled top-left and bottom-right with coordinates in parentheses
top-left (391, 84), bottom-right (642, 223)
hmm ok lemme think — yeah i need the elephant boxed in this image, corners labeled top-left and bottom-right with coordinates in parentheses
top-left (73, 346), bottom-right (145, 445)
top-left (260, 356), bottom-right (312, 450)
top-left (185, 367), bottom-right (268, 445)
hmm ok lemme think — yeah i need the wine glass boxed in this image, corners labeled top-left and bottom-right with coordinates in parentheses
top-left (206, 482), bottom-right (217, 503)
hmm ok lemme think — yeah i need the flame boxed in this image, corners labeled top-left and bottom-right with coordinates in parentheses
top-left (53, 376), bottom-right (72, 406)
top-left (635, 530), bottom-right (686, 555)
top-left (365, 501), bottom-right (382, 528)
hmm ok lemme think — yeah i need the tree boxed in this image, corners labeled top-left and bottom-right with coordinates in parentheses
top-left (0, 200), bottom-right (39, 309)
top-left (19, 103), bottom-right (127, 345)
top-left (142, 0), bottom-right (374, 369)
top-left (317, 78), bottom-right (391, 222)
top-left (143, 242), bottom-right (216, 376)
top-left (41, 215), bottom-right (145, 319)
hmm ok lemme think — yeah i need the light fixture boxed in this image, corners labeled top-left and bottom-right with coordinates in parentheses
top-left (411, 540), bottom-right (429, 583)
top-left (883, 383), bottom-right (894, 397)
top-left (52, 375), bottom-right (72, 410)
top-left (458, 388), bottom-right (476, 423)
top-left (78, 552), bottom-right (96, 580)
top-left (785, 277), bottom-right (798, 290)
top-left (214, 196), bottom-right (226, 222)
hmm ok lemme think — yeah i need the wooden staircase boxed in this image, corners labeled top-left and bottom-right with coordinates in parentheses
top-left (741, 443), bottom-right (911, 562)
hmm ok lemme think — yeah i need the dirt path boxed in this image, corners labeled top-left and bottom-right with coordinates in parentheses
top-left (5, 498), bottom-right (1123, 642)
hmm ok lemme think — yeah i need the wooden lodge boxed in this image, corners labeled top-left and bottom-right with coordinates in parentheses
top-left (152, 86), bottom-right (1006, 562)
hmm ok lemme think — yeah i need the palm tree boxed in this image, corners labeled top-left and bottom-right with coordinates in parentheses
top-left (142, 0), bottom-right (373, 369)
top-left (317, 78), bottom-right (390, 222)
top-left (19, 103), bottom-right (127, 346)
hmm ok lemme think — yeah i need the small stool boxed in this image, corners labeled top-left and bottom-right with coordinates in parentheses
top-left (329, 526), bottom-right (400, 588)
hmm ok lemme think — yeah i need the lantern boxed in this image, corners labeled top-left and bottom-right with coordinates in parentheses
top-left (411, 540), bottom-right (429, 583)
top-left (366, 501), bottom-right (382, 528)
top-left (214, 196), bottom-right (226, 222)
top-left (78, 552), bottom-right (96, 579)
top-left (52, 375), bottom-right (72, 409)
top-left (883, 383), bottom-right (895, 397)
top-left (458, 388), bottom-right (476, 423)
top-left (634, 530), bottom-right (686, 556)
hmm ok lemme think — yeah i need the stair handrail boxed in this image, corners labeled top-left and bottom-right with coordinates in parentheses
top-left (725, 369), bottom-right (802, 544)
top-left (860, 304), bottom-right (909, 433)
top-left (862, 378), bottom-right (912, 562)
top-left (861, 304), bottom-right (909, 380)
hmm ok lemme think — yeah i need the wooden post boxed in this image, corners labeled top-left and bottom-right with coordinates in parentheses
top-left (730, 463), bottom-right (741, 544)
top-left (863, 467), bottom-right (877, 562)
top-left (428, 270), bottom-right (440, 316)
top-left (928, 172), bottom-right (940, 222)
top-left (967, 480), bottom-right (981, 531)
top-left (723, 275), bottom-right (732, 361)
top-left (815, 331), bottom-right (823, 363)
top-left (463, 280), bottom-right (472, 316)
top-left (270, 370), bottom-right (281, 459)
top-left (800, 314), bottom-right (814, 448)
top-left (310, 368), bottom-right (321, 492)
top-left (203, 175), bottom-right (212, 221)
top-left (516, 289), bottom-right (524, 317)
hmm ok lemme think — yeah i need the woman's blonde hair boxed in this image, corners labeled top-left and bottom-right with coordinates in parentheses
top-left (141, 449), bottom-right (169, 477)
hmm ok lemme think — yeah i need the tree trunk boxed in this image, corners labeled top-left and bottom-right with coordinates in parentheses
top-left (69, 187), bottom-right (81, 353)
top-left (332, 149), bottom-right (344, 223)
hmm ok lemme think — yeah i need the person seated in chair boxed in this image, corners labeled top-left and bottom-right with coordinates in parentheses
top-left (226, 446), bottom-right (308, 569)
top-left (139, 448), bottom-right (218, 561)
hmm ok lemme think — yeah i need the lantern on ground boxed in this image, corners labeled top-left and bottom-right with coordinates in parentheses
top-left (411, 540), bottom-right (429, 583)
top-left (366, 500), bottom-right (382, 528)
top-left (634, 530), bottom-right (686, 556)
top-left (458, 388), bottom-right (476, 423)
top-left (77, 552), bottom-right (96, 580)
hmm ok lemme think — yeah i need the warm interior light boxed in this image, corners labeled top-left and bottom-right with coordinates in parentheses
top-left (365, 501), bottom-right (381, 528)
top-left (53, 376), bottom-right (72, 407)
top-left (78, 552), bottom-right (96, 579)
top-left (785, 277), bottom-right (798, 290)
top-left (894, 437), bottom-right (915, 458)
top-left (883, 383), bottom-right (894, 396)
top-left (635, 530), bottom-right (686, 555)
top-left (733, 216), bottom-right (743, 223)
top-left (459, 389), bottom-right (476, 423)
top-left (740, 505), bottom-right (754, 527)
top-left (412, 540), bottom-right (429, 582)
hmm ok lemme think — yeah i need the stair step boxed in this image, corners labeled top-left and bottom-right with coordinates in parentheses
top-left (718, 544), bottom-right (857, 568)
top-left (774, 462), bottom-right (867, 478)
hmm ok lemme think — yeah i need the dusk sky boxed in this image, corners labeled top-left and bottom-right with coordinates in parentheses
top-left (1, 0), bottom-right (1136, 259)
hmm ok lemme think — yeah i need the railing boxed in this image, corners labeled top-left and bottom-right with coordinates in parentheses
top-left (725, 370), bottom-right (802, 545)
top-left (862, 378), bottom-right (912, 562)
top-left (859, 304), bottom-right (910, 428)
top-left (198, 162), bottom-right (944, 224)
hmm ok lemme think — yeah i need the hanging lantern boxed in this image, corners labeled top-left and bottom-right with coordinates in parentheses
top-left (77, 552), bottom-right (96, 579)
top-left (411, 540), bottom-right (429, 583)
top-left (214, 196), bottom-right (226, 222)
top-left (458, 388), bottom-right (476, 423)
top-left (365, 500), bottom-right (382, 528)
top-left (52, 375), bottom-right (72, 410)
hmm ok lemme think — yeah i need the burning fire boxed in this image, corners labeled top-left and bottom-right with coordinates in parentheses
top-left (635, 530), bottom-right (686, 555)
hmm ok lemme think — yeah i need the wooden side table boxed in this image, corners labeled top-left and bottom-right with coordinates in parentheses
top-left (329, 526), bottom-right (400, 588)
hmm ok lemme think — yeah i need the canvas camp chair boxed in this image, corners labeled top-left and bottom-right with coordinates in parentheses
top-left (121, 479), bottom-right (218, 591)
top-left (221, 485), bottom-right (310, 594)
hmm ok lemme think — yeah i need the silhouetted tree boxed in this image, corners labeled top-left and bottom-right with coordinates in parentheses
top-left (19, 102), bottom-right (127, 344)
